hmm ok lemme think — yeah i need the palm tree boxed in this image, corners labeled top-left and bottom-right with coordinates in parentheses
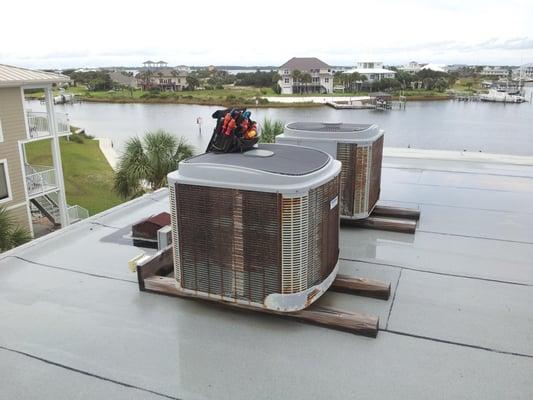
top-left (114, 130), bottom-right (195, 199)
top-left (301, 73), bottom-right (312, 94)
top-left (186, 76), bottom-right (200, 91)
top-left (0, 206), bottom-right (31, 253)
top-left (138, 69), bottom-right (153, 84)
top-left (291, 69), bottom-right (302, 94)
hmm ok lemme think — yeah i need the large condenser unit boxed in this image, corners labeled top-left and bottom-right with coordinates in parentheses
top-left (276, 122), bottom-right (384, 220)
top-left (167, 143), bottom-right (342, 312)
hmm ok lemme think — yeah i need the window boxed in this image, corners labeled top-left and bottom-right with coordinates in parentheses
top-left (284, 69), bottom-right (289, 75)
top-left (284, 78), bottom-right (290, 84)
top-left (312, 77), bottom-right (319, 83)
top-left (324, 77), bottom-right (329, 83)
top-left (0, 160), bottom-right (11, 203)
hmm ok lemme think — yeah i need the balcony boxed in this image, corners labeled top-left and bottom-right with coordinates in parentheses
top-left (27, 111), bottom-right (70, 139)
top-left (67, 205), bottom-right (90, 223)
top-left (25, 164), bottom-right (58, 197)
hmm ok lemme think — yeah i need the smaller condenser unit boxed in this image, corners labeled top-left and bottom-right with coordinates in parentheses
top-left (276, 122), bottom-right (384, 219)
top-left (167, 143), bottom-right (341, 312)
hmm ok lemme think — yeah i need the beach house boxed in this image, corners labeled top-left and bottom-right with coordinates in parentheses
top-left (0, 64), bottom-right (88, 237)
top-left (136, 60), bottom-right (189, 91)
top-left (344, 61), bottom-right (396, 82)
top-left (278, 57), bottom-right (334, 94)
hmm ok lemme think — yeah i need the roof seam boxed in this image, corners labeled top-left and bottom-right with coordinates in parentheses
top-left (381, 330), bottom-right (533, 359)
top-left (0, 345), bottom-right (180, 399)
top-left (10, 255), bottom-right (137, 284)
top-left (340, 257), bottom-right (533, 287)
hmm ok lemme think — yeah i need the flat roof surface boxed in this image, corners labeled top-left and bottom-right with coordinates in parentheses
top-left (1, 151), bottom-right (532, 399)
top-left (185, 143), bottom-right (330, 176)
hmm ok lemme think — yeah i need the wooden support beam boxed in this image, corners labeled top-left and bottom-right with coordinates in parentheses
top-left (142, 275), bottom-right (379, 338)
top-left (372, 205), bottom-right (421, 221)
top-left (331, 274), bottom-right (391, 300)
top-left (136, 246), bottom-right (173, 290)
top-left (342, 216), bottom-right (417, 234)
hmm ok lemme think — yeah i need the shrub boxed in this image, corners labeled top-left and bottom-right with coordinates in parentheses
top-left (79, 132), bottom-right (95, 140)
top-left (69, 134), bottom-right (84, 143)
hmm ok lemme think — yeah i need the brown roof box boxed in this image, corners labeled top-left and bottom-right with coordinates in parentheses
top-left (132, 212), bottom-right (171, 241)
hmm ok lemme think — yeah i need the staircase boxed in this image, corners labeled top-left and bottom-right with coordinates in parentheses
top-left (30, 193), bottom-right (89, 226)
top-left (31, 195), bottom-right (61, 226)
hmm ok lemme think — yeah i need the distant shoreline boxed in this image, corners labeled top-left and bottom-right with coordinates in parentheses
top-left (79, 96), bottom-right (323, 108)
top-left (77, 94), bottom-right (452, 107)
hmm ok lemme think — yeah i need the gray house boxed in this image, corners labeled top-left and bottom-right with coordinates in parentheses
top-left (109, 71), bottom-right (138, 89)
top-left (278, 57), bottom-right (333, 94)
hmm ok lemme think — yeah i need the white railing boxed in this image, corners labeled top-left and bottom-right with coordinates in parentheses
top-left (25, 164), bottom-right (57, 196)
top-left (67, 205), bottom-right (89, 223)
top-left (27, 111), bottom-right (70, 138)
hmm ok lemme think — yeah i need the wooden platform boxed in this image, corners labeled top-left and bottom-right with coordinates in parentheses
top-left (342, 205), bottom-right (420, 234)
top-left (135, 247), bottom-right (390, 338)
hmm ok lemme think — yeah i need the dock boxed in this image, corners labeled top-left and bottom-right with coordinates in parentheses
top-left (326, 100), bottom-right (374, 109)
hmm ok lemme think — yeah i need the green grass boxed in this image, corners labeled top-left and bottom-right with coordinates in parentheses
top-left (25, 136), bottom-right (123, 215)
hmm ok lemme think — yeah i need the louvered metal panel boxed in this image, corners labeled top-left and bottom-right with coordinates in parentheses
top-left (174, 184), bottom-right (281, 304)
top-left (336, 143), bottom-right (357, 216)
top-left (281, 196), bottom-right (309, 294)
top-left (368, 135), bottom-right (384, 211)
top-left (169, 184), bottom-right (181, 282)
top-left (171, 176), bottom-right (339, 307)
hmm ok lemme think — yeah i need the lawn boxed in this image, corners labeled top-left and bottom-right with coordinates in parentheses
top-left (25, 136), bottom-right (123, 215)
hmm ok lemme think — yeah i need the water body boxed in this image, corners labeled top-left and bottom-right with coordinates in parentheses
top-left (27, 84), bottom-right (533, 156)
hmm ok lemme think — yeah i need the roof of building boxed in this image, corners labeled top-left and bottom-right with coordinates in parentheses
top-left (108, 71), bottom-right (137, 85)
top-left (0, 64), bottom-right (70, 87)
top-left (138, 67), bottom-right (188, 78)
top-left (344, 67), bottom-right (396, 74)
top-left (279, 57), bottom-right (331, 71)
top-left (1, 150), bottom-right (532, 399)
top-left (420, 63), bottom-right (447, 72)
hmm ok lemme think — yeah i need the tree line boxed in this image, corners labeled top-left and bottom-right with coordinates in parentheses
top-left (334, 68), bottom-right (457, 92)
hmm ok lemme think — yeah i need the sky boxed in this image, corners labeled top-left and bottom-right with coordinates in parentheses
top-left (2, 0), bottom-right (533, 69)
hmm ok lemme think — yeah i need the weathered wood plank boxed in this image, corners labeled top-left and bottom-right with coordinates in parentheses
top-left (136, 246), bottom-right (173, 290)
top-left (372, 205), bottom-right (421, 220)
top-left (331, 274), bottom-right (391, 300)
top-left (342, 216), bottom-right (417, 234)
top-left (143, 275), bottom-right (379, 337)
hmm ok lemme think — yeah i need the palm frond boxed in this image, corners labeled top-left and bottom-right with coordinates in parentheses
top-left (259, 118), bottom-right (284, 143)
top-left (0, 206), bottom-right (31, 252)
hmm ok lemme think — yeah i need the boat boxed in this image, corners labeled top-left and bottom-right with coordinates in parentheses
top-left (479, 88), bottom-right (526, 103)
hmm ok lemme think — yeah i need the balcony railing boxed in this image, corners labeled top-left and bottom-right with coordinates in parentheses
top-left (25, 164), bottom-right (57, 197)
top-left (27, 111), bottom-right (70, 139)
top-left (67, 205), bottom-right (90, 223)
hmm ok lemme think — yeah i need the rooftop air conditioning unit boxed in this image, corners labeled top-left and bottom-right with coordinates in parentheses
top-left (167, 143), bottom-right (341, 312)
top-left (276, 122), bottom-right (384, 219)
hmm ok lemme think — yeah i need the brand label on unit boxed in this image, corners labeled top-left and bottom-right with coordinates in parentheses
top-left (330, 196), bottom-right (338, 209)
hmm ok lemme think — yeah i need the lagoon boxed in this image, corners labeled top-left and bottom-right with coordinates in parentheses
top-left (27, 84), bottom-right (533, 156)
